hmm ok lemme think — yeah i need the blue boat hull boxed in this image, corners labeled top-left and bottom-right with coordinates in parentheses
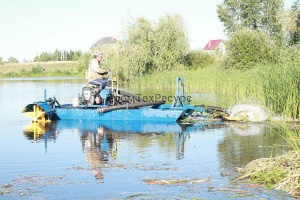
top-left (55, 107), bottom-right (190, 122)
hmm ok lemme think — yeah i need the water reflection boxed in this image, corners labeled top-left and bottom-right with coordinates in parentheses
top-left (172, 132), bottom-right (189, 160)
top-left (22, 120), bottom-right (196, 180)
top-left (81, 126), bottom-right (112, 179)
top-left (23, 121), bottom-right (58, 140)
top-left (22, 120), bottom-right (292, 183)
top-left (217, 122), bottom-right (291, 170)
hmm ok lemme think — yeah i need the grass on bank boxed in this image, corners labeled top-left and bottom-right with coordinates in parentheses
top-left (0, 61), bottom-right (83, 77)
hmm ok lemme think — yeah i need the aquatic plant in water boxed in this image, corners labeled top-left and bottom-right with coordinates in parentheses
top-left (234, 151), bottom-right (300, 196)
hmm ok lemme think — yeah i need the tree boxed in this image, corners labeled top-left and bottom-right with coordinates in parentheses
top-left (123, 16), bottom-right (154, 75)
top-left (217, 0), bottom-right (284, 39)
top-left (34, 54), bottom-right (39, 62)
top-left (152, 14), bottom-right (189, 71)
top-left (39, 51), bottom-right (51, 62)
top-left (8, 57), bottom-right (19, 63)
top-left (223, 29), bottom-right (279, 70)
top-left (0, 57), bottom-right (3, 65)
top-left (92, 14), bottom-right (189, 79)
top-left (285, 0), bottom-right (300, 45)
top-left (72, 50), bottom-right (83, 61)
top-left (52, 49), bottom-right (61, 61)
top-left (68, 49), bottom-right (74, 61)
top-left (121, 14), bottom-right (189, 77)
top-left (77, 52), bottom-right (92, 73)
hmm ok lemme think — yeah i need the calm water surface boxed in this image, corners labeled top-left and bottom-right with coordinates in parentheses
top-left (0, 78), bottom-right (293, 199)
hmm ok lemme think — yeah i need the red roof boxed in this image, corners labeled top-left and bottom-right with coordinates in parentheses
top-left (203, 39), bottom-right (222, 50)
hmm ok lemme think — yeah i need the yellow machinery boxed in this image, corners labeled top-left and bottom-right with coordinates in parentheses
top-left (22, 102), bottom-right (54, 122)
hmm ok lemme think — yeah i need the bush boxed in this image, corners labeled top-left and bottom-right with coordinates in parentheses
top-left (185, 50), bottom-right (214, 68)
top-left (5, 71), bottom-right (18, 77)
top-left (31, 65), bottom-right (44, 74)
top-left (224, 29), bottom-right (279, 70)
top-left (7, 57), bottom-right (19, 63)
top-left (77, 52), bottom-right (92, 73)
top-left (279, 44), bottom-right (300, 63)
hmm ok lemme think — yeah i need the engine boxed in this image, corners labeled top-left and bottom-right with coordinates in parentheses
top-left (80, 87), bottom-right (101, 106)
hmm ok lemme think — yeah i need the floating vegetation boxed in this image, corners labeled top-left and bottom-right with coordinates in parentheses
top-left (134, 164), bottom-right (177, 171)
top-left (234, 151), bottom-right (300, 196)
top-left (0, 174), bottom-right (66, 197)
top-left (143, 176), bottom-right (210, 185)
top-left (217, 187), bottom-right (249, 194)
top-left (126, 193), bottom-right (152, 199)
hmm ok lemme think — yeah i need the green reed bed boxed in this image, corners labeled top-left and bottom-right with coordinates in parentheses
top-left (128, 65), bottom-right (265, 106)
top-left (262, 63), bottom-right (300, 120)
top-left (282, 124), bottom-right (300, 154)
top-left (128, 63), bottom-right (299, 120)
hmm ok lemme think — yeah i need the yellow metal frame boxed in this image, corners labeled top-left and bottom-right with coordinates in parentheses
top-left (23, 104), bottom-right (49, 122)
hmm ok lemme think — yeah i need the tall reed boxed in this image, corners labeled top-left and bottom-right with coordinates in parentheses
top-left (127, 64), bottom-right (265, 106)
top-left (274, 122), bottom-right (300, 154)
top-left (262, 63), bottom-right (300, 120)
top-left (127, 62), bottom-right (299, 120)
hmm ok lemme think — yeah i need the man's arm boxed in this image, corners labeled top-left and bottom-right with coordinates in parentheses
top-left (90, 61), bottom-right (109, 75)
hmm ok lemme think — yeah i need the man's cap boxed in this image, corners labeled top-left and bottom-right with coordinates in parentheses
top-left (94, 51), bottom-right (104, 57)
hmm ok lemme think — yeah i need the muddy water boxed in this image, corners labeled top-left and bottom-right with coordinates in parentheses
top-left (0, 78), bottom-right (292, 199)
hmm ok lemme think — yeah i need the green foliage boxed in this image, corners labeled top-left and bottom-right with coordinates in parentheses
top-left (34, 50), bottom-right (83, 62)
top-left (287, 0), bottom-right (300, 45)
top-left (251, 167), bottom-right (286, 188)
top-left (52, 49), bottom-right (61, 61)
top-left (72, 50), bottom-right (83, 61)
top-left (262, 62), bottom-right (300, 119)
top-left (185, 50), bottom-right (215, 69)
top-left (123, 16), bottom-right (154, 76)
top-left (0, 57), bottom-right (3, 65)
top-left (20, 68), bottom-right (26, 74)
top-left (31, 65), bottom-right (44, 74)
top-left (7, 57), bottom-right (19, 63)
top-left (217, 0), bottom-right (284, 40)
top-left (4, 71), bottom-right (18, 77)
top-left (278, 43), bottom-right (300, 63)
top-left (93, 42), bottom-right (126, 80)
top-left (223, 29), bottom-right (279, 70)
top-left (126, 59), bottom-right (299, 120)
top-left (35, 51), bottom-right (52, 62)
top-left (152, 14), bottom-right (189, 71)
top-left (94, 14), bottom-right (189, 79)
top-left (77, 52), bottom-right (92, 73)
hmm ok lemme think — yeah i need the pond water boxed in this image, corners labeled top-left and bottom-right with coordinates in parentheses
top-left (0, 78), bottom-right (294, 199)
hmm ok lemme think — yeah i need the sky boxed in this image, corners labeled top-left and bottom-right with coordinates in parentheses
top-left (0, 0), bottom-right (295, 62)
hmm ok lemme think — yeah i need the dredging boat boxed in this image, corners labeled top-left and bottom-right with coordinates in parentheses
top-left (22, 77), bottom-right (206, 122)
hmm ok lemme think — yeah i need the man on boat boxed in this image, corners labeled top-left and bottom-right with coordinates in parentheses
top-left (87, 52), bottom-right (110, 89)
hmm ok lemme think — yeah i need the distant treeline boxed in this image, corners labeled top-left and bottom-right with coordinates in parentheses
top-left (0, 56), bottom-right (19, 64)
top-left (33, 49), bottom-right (83, 62)
top-left (0, 49), bottom-right (83, 64)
